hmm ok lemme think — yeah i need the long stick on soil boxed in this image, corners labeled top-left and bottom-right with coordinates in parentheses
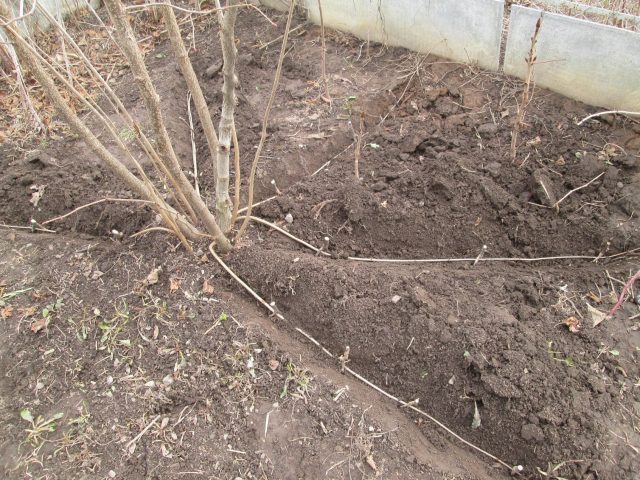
top-left (208, 244), bottom-right (518, 473)
top-left (511, 15), bottom-right (542, 162)
top-left (241, 214), bottom-right (640, 264)
top-left (235, 0), bottom-right (296, 243)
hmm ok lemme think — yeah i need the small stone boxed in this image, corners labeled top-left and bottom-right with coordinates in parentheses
top-left (162, 374), bottom-right (174, 386)
top-left (521, 423), bottom-right (544, 443)
top-left (530, 169), bottom-right (557, 206)
top-left (284, 213), bottom-right (293, 224)
top-left (477, 123), bottom-right (498, 135)
top-left (108, 471), bottom-right (116, 478)
top-left (391, 295), bottom-right (402, 304)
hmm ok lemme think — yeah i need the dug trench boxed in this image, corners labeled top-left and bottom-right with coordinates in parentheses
top-left (1, 5), bottom-right (639, 479)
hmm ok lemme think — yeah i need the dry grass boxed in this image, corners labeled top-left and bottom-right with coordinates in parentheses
top-left (518, 0), bottom-right (640, 31)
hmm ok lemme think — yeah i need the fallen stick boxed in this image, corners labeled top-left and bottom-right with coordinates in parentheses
top-left (41, 198), bottom-right (154, 225)
top-left (124, 415), bottom-right (160, 453)
top-left (553, 172), bottom-right (604, 210)
top-left (208, 244), bottom-right (519, 474)
top-left (577, 110), bottom-right (640, 126)
top-left (237, 215), bottom-right (640, 265)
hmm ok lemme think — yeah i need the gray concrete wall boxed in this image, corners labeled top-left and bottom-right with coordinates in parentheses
top-left (504, 5), bottom-right (640, 111)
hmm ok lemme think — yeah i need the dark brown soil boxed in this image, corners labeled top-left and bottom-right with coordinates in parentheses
top-left (1, 5), bottom-right (639, 480)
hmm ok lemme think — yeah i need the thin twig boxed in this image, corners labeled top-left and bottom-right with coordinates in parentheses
top-left (0, 223), bottom-right (56, 233)
top-left (553, 172), bottom-right (604, 210)
top-left (208, 244), bottom-right (519, 474)
top-left (186, 93), bottom-right (200, 196)
top-left (317, 0), bottom-right (331, 103)
top-left (124, 415), bottom-right (160, 452)
top-left (237, 196), bottom-right (278, 215)
top-left (235, 0), bottom-right (296, 243)
top-left (237, 215), bottom-right (330, 256)
top-left (243, 214), bottom-right (640, 264)
top-left (130, 227), bottom-right (175, 239)
top-left (577, 110), bottom-right (640, 126)
top-left (609, 270), bottom-right (640, 317)
top-left (41, 198), bottom-right (154, 225)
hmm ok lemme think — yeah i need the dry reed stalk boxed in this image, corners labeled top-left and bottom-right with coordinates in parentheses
top-left (511, 15), bottom-right (542, 162)
top-left (317, 0), bottom-right (331, 102)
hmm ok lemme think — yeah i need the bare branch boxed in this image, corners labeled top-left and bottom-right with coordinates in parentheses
top-left (236, 0), bottom-right (296, 242)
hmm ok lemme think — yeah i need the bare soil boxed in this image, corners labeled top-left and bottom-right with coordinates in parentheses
top-left (1, 6), bottom-right (640, 480)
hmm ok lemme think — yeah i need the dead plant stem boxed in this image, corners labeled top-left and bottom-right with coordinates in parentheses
top-left (511, 15), bottom-right (542, 161)
top-left (235, 0), bottom-right (296, 242)
top-left (317, 0), bottom-right (331, 102)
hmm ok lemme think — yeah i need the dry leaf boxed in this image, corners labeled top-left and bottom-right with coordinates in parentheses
top-left (30, 317), bottom-right (49, 333)
top-left (1, 306), bottom-right (14, 319)
top-left (202, 279), bottom-right (215, 295)
top-left (19, 306), bottom-right (37, 318)
top-left (169, 277), bottom-right (181, 293)
top-left (563, 316), bottom-right (581, 333)
top-left (365, 454), bottom-right (378, 474)
top-left (587, 303), bottom-right (609, 327)
top-left (143, 267), bottom-right (161, 287)
top-left (269, 359), bottom-right (280, 371)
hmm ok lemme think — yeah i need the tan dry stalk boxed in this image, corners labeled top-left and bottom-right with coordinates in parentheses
top-left (215, 0), bottom-right (239, 232)
top-left (33, 2), bottom-right (192, 219)
top-left (17, 30), bottom-right (192, 244)
top-left (510, 15), bottom-right (542, 162)
top-left (229, 122), bottom-right (241, 230)
top-left (317, 0), bottom-right (331, 102)
top-left (235, 0), bottom-right (296, 242)
top-left (354, 111), bottom-right (364, 180)
top-left (161, 4), bottom-right (220, 181)
top-left (0, 11), bottom-right (196, 248)
top-left (103, 0), bottom-right (231, 252)
top-left (103, 0), bottom-right (198, 221)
